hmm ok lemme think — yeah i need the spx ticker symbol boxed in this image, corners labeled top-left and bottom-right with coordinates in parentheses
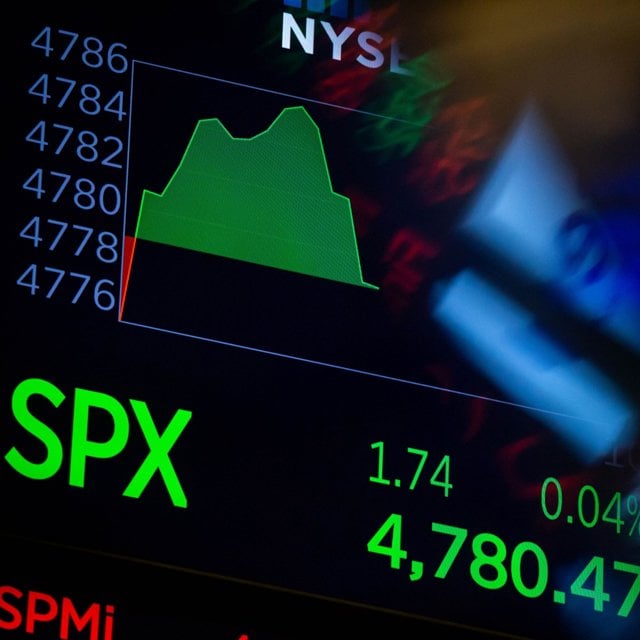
top-left (4, 377), bottom-right (192, 508)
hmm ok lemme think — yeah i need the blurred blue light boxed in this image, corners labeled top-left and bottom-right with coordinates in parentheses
top-left (431, 270), bottom-right (635, 462)
top-left (459, 104), bottom-right (640, 352)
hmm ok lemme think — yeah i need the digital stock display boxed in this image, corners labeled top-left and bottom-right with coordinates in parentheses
top-left (4, 2), bottom-right (640, 638)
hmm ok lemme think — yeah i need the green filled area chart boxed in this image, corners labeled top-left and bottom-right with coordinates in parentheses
top-left (120, 62), bottom-right (396, 377)
top-left (125, 105), bottom-right (376, 293)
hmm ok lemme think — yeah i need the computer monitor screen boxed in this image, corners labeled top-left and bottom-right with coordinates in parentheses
top-left (4, 2), bottom-right (640, 638)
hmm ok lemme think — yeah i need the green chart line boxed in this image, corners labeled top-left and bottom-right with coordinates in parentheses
top-left (133, 105), bottom-right (378, 289)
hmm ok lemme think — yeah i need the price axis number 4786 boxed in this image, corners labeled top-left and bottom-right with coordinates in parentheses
top-left (31, 26), bottom-right (129, 75)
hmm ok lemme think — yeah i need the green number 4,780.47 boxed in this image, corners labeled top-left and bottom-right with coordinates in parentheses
top-left (366, 514), bottom-right (640, 617)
